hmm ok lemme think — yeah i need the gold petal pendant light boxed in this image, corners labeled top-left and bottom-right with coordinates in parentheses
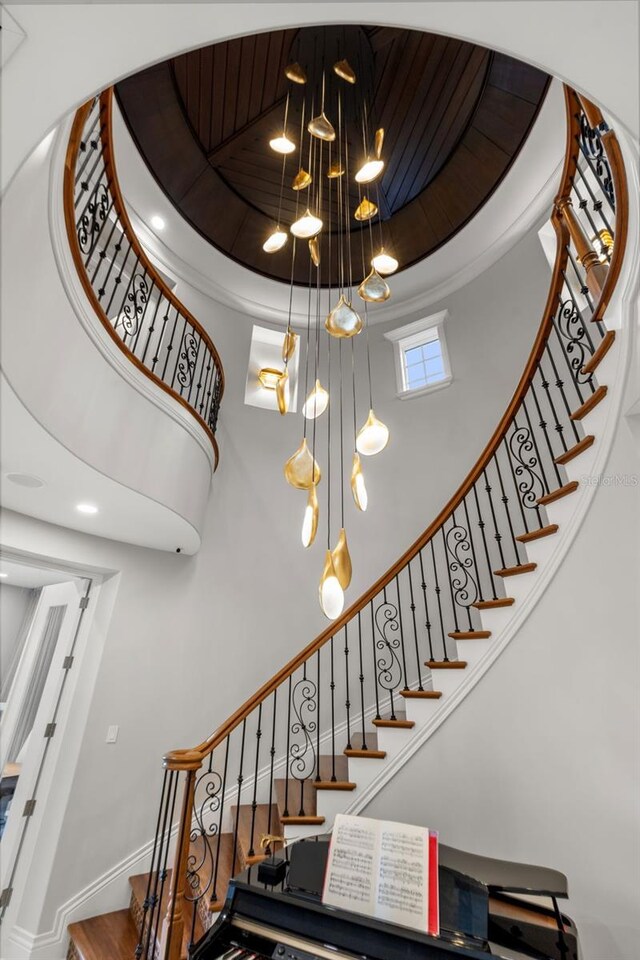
top-left (292, 168), bottom-right (312, 191)
top-left (331, 528), bottom-right (352, 590)
top-left (325, 294), bottom-right (363, 339)
top-left (358, 267), bottom-right (391, 303)
top-left (355, 128), bottom-right (385, 183)
top-left (333, 59), bottom-right (356, 84)
top-left (269, 134), bottom-right (296, 155)
top-left (356, 409), bottom-right (390, 456)
top-left (374, 127), bottom-right (385, 159)
top-left (302, 379), bottom-right (329, 419)
top-left (308, 236), bottom-right (320, 266)
top-left (308, 112), bottom-right (336, 142)
top-left (319, 549), bottom-right (345, 620)
top-left (290, 209), bottom-right (323, 238)
top-left (354, 197), bottom-right (378, 222)
top-left (301, 483), bottom-right (319, 548)
top-left (276, 370), bottom-right (289, 415)
top-left (281, 329), bottom-right (298, 363)
top-left (371, 248), bottom-right (399, 275)
top-left (285, 62), bottom-right (307, 84)
top-left (263, 227), bottom-right (288, 253)
top-left (284, 438), bottom-right (321, 489)
top-left (327, 159), bottom-right (345, 179)
top-left (350, 452), bottom-right (368, 511)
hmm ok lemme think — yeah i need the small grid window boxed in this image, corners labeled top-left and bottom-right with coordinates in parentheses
top-left (385, 310), bottom-right (452, 400)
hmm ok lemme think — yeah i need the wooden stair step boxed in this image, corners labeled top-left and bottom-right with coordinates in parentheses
top-left (516, 524), bottom-right (559, 543)
top-left (275, 777), bottom-right (318, 819)
top-left (280, 814), bottom-right (325, 825)
top-left (344, 747), bottom-right (387, 759)
top-left (312, 780), bottom-right (357, 790)
top-left (494, 562), bottom-right (537, 577)
top-left (68, 909), bottom-right (139, 960)
top-left (582, 329), bottom-right (615, 375)
top-left (400, 688), bottom-right (442, 699)
top-left (344, 731), bottom-right (382, 754)
top-left (537, 481), bottom-right (579, 506)
top-left (554, 435), bottom-right (595, 465)
top-left (570, 384), bottom-right (607, 420)
top-left (472, 597), bottom-right (515, 609)
top-left (128, 870), bottom-right (203, 959)
top-left (426, 660), bottom-right (467, 669)
top-left (372, 709), bottom-right (414, 729)
top-left (448, 630), bottom-right (491, 639)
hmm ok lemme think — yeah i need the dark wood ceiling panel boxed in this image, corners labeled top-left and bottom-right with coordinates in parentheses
top-left (115, 27), bottom-right (549, 285)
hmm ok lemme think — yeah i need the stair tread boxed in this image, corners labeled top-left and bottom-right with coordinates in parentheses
top-left (570, 384), bottom-right (607, 420)
top-left (426, 660), bottom-right (467, 669)
top-left (448, 630), bottom-right (491, 639)
top-left (516, 524), bottom-right (559, 543)
top-left (554, 436), bottom-right (595, 465)
top-left (344, 747), bottom-right (387, 759)
top-left (400, 689), bottom-right (442, 698)
top-left (537, 481), bottom-right (579, 506)
top-left (472, 598), bottom-right (515, 609)
top-left (582, 329), bottom-right (615, 375)
top-left (312, 780), bottom-right (357, 790)
top-left (372, 710), bottom-right (414, 729)
top-left (280, 814), bottom-right (325, 824)
top-left (68, 909), bottom-right (139, 960)
top-left (494, 562), bottom-right (537, 577)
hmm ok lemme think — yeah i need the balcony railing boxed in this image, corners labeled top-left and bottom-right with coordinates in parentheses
top-left (64, 89), bottom-right (224, 465)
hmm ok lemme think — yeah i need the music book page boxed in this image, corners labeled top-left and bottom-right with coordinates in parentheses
top-left (322, 813), bottom-right (439, 934)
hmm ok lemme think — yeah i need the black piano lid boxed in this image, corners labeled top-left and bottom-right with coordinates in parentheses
top-left (439, 845), bottom-right (569, 899)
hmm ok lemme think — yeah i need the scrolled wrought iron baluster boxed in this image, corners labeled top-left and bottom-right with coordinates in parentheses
top-left (247, 703), bottom-right (263, 859)
top-left (576, 115), bottom-right (615, 212)
top-left (529, 374), bottom-right (565, 483)
top-left (170, 317), bottom-right (190, 390)
top-left (444, 514), bottom-right (478, 630)
top-left (119, 262), bottom-right (151, 342)
top-left (289, 666), bottom-right (318, 807)
top-left (551, 297), bottom-right (595, 399)
top-left (406, 562), bottom-right (424, 689)
top-left (471, 482), bottom-right (498, 600)
top-left (374, 590), bottom-right (403, 715)
top-left (210, 737), bottom-right (230, 907)
top-left (506, 422), bottom-right (545, 528)
top-left (185, 752), bottom-right (224, 942)
top-left (418, 549), bottom-right (435, 659)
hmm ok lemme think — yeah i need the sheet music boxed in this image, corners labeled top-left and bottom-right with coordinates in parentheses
top-left (322, 814), bottom-right (434, 933)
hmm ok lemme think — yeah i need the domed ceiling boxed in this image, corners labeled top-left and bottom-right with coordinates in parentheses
top-left (115, 25), bottom-right (549, 285)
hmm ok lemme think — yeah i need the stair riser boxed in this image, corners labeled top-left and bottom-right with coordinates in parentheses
top-left (282, 821), bottom-right (326, 843)
top-left (343, 756), bottom-right (388, 792)
top-left (519, 532), bottom-right (559, 569)
top-left (495, 566), bottom-right (542, 605)
top-left (374, 725), bottom-right (416, 758)
top-left (402, 697), bottom-right (443, 727)
top-left (453, 638), bottom-right (493, 667)
top-left (315, 788), bottom-right (358, 824)
top-left (476, 604), bottom-right (518, 636)
top-left (426, 669), bottom-right (467, 698)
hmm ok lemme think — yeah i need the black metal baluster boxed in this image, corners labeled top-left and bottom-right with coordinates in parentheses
top-left (503, 429), bottom-right (531, 534)
top-left (544, 342), bottom-right (582, 443)
top-left (343, 625), bottom-right (352, 751)
top-left (521, 396), bottom-right (551, 499)
top-left (89, 211), bottom-right (119, 287)
top-left (247, 703), bottom-right (262, 860)
top-left (210, 736), bottom-right (230, 906)
top-left (140, 294), bottom-right (162, 367)
top-left (442, 525), bottom-right (461, 634)
top-left (283, 676), bottom-right (292, 817)
top-left (315, 649), bottom-right (321, 782)
top-left (370, 600), bottom-right (383, 719)
top-left (231, 719), bottom-right (246, 875)
top-left (266, 693), bottom-right (277, 838)
top-left (576, 134), bottom-right (615, 213)
top-left (566, 247), bottom-right (595, 318)
top-left (471, 482), bottom-right (498, 600)
top-left (418, 550), bottom-right (435, 660)
top-left (483, 467), bottom-right (507, 571)
top-left (394, 575), bottom-right (409, 689)
top-left (530, 373), bottom-right (565, 482)
top-left (462, 496), bottom-right (483, 613)
top-left (357, 612), bottom-right (367, 749)
top-left (104, 239), bottom-right (133, 318)
top-left (551, 307), bottom-right (593, 401)
top-left (161, 307), bottom-right (180, 381)
top-left (135, 769), bottom-right (169, 959)
top-left (493, 453), bottom-right (521, 565)
top-left (430, 538), bottom-right (449, 662)
top-left (574, 163), bottom-right (614, 244)
top-left (330, 636), bottom-right (337, 781)
top-left (170, 316), bottom-right (190, 391)
top-left (570, 177), bottom-right (609, 258)
top-left (146, 770), bottom-right (179, 960)
top-left (407, 563), bottom-right (424, 689)
top-left (131, 276), bottom-right (156, 357)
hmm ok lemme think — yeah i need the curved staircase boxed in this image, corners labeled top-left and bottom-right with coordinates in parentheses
top-left (66, 87), bottom-right (630, 960)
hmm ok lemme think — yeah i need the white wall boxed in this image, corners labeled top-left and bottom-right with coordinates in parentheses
top-left (0, 223), bottom-right (551, 941)
top-left (0, 584), bottom-right (33, 690)
top-left (364, 406), bottom-right (640, 960)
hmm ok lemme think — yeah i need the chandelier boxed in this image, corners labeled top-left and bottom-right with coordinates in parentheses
top-left (262, 41), bottom-right (398, 620)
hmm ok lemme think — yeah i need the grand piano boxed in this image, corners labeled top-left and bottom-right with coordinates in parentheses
top-left (191, 835), bottom-right (579, 960)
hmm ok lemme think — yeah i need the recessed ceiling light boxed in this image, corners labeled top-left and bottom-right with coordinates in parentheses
top-left (6, 472), bottom-right (45, 488)
top-left (76, 503), bottom-right (98, 515)
top-left (0, 572), bottom-right (7, 579)
top-left (150, 215), bottom-right (165, 230)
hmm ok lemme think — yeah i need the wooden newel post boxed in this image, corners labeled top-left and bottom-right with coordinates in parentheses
top-left (555, 196), bottom-right (609, 300)
top-left (160, 750), bottom-right (202, 960)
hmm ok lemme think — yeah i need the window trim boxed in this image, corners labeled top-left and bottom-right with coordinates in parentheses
top-left (384, 310), bottom-right (453, 400)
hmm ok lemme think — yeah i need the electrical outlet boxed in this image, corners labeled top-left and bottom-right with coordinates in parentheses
top-left (106, 725), bottom-right (119, 744)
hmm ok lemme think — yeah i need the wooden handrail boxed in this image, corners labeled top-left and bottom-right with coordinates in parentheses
top-left (162, 86), bottom-right (629, 771)
top-left (63, 92), bottom-right (224, 467)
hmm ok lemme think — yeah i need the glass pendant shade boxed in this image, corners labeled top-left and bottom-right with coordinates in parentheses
top-left (319, 550), bottom-right (345, 620)
top-left (332, 528), bottom-right (352, 590)
top-left (355, 159), bottom-right (385, 184)
top-left (350, 452), bottom-right (368, 511)
top-left (302, 379), bottom-right (329, 419)
top-left (269, 134), bottom-right (296, 155)
top-left (285, 62), bottom-right (307, 84)
top-left (371, 248), bottom-right (398, 275)
top-left (263, 228), bottom-right (288, 253)
top-left (276, 370), bottom-right (289, 415)
top-left (292, 168), bottom-right (312, 191)
top-left (284, 438), bottom-right (321, 489)
top-left (325, 294), bottom-right (363, 339)
top-left (308, 112), bottom-right (336, 142)
top-left (356, 409), bottom-right (390, 456)
top-left (309, 236), bottom-right (320, 267)
top-left (333, 59), bottom-right (356, 84)
top-left (281, 329), bottom-right (298, 363)
top-left (290, 209), bottom-right (323, 239)
top-left (301, 483), bottom-right (319, 548)
top-left (354, 197), bottom-right (378, 222)
top-left (327, 160), bottom-right (345, 179)
top-left (358, 267), bottom-right (391, 303)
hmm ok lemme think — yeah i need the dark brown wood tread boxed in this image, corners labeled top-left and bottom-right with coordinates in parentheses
top-left (494, 562), bottom-right (537, 577)
top-left (312, 780), bottom-right (356, 791)
top-left (516, 524), bottom-right (559, 543)
top-left (448, 630), bottom-right (491, 639)
top-left (372, 717), bottom-right (415, 729)
top-left (279, 814), bottom-right (325, 825)
top-left (68, 909), bottom-right (139, 960)
top-left (400, 688), bottom-right (442, 699)
top-left (344, 747), bottom-right (387, 759)
top-left (426, 660), bottom-right (467, 669)
top-left (570, 384), bottom-right (608, 420)
top-left (582, 330), bottom-right (615, 375)
top-left (537, 481), bottom-right (579, 506)
top-left (472, 597), bottom-right (515, 609)
top-left (554, 435), bottom-right (595, 465)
